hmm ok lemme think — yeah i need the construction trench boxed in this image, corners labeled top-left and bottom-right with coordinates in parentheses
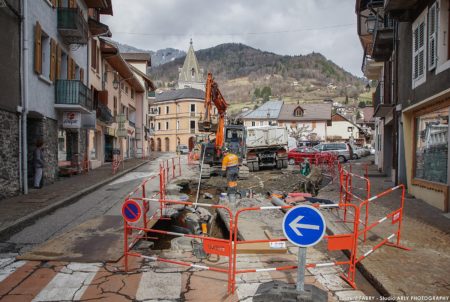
top-left (127, 161), bottom-right (382, 300)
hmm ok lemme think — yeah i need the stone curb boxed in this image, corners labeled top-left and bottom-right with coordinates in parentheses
top-left (0, 161), bottom-right (149, 240)
top-left (318, 181), bottom-right (392, 298)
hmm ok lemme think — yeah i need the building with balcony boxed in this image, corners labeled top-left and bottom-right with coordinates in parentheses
top-left (23, 0), bottom-right (106, 189)
top-left (357, 0), bottom-right (450, 212)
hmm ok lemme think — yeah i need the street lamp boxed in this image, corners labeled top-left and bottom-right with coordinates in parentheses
top-left (365, 12), bottom-right (377, 33)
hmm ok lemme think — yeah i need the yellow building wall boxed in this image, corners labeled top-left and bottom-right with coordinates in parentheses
top-left (149, 99), bottom-right (205, 152)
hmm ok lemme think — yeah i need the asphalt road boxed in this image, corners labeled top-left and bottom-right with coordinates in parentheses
top-left (0, 153), bottom-right (174, 257)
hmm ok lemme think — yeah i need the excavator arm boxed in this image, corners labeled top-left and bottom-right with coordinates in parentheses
top-left (201, 73), bottom-right (228, 150)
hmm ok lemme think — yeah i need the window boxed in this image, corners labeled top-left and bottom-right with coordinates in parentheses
top-left (166, 121), bottom-right (169, 130)
top-left (191, 68), bottom-right (195, 77)
top-left (34, 22), bottom-right (53, 79)
top-left (251, 121), bottom-right (256, 126)
top-left (131, 89), bottom-right (135, 99)
top-left (158, 107), bottom-right (161, 115)
top-left (166, 106), bottom-right (169, 114)
top-left (177, 120), bottom-right (180, 130)
top-left (190, 104), bottom-right (195, 112)
top-left (294, 106), bottom-right (304, 117)
top-left (428, 3), bottom-right (438, 70)
top-left (157, 122), bottom-right (161, 130)
top-left (90, 38), bottom-right (98, 71)
top-left (413, 10), bottom-right (427, 87)
top-left (414, 107), bottom-right (449, 184)
top-left (190, 120), bottom-right (196, 132)
top-left (125, 86), bottom-right (128, 94)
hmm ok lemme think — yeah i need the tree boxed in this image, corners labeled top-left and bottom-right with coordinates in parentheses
top-left (358, 101), bottom-right (366, 108)
top-left (254, 88), bottom-right (261, 98)
top-left (356, 110), bottom-right (362, 120)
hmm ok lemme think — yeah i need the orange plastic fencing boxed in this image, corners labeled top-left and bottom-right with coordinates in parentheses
top-left (123, 198), bottom-right (236, 294)
top-left (230, 203), bottom-right (360, 292)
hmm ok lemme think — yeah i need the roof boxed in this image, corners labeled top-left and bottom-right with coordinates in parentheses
top-left (121, 52), bottom-right (152, 67)
top-left (241, 100), bottom-right (283, 120)
top-left (129, 65), bottom-right (156, 91)
top-left (178, 40), bottom-right (204, 84)
top-left (278, 103), bottom-right (332, 121)
top-left (359, 106), bottom-right (375, 123)
top-left (155, 88), bottom-right (205, 102)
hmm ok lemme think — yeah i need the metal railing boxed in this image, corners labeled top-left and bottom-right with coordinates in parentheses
top-left (55, 80), bottom-right (92, 110)
top-left (57, 8), bottom-right (88, 44)
top-left (97, 102), bottom-right (113, 124)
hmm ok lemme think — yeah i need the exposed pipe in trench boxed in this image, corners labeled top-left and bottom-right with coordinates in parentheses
top-left (193, 147), bottom-right (207, 208)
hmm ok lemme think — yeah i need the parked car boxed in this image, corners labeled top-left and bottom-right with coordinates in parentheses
top-left (176, 144), bottom-right (189, 154)
top-left (351, 145), bottom-right (366, 159)
top-left (287, 147), bottom-right (319, 165)
top-left (314, 142), bottom-right (353, 163)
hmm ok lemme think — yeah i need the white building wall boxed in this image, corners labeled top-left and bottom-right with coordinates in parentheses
top-left (326, 121), bottom-right (359, 140)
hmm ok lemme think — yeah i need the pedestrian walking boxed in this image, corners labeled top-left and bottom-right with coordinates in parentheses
top-left (33, 139), bottom-right (44, 189)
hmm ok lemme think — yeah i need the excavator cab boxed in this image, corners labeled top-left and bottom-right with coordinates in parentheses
top-left (223, 125), bottom-right (247, 162)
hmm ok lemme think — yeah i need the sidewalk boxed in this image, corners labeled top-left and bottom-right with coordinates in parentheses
top-left (318, 160), bottom-right (450, 297)
top-left (0, 158), bottom-right (151, 239)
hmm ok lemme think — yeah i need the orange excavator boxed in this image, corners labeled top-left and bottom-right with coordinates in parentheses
top-left (198, 73), bottom-right (249, 179)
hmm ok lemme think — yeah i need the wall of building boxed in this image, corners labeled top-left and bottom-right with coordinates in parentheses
top-left (0, 0), bottom-right (21, 113)
top-left (278, 121), bottom-right (327, 141)
top-left (0, 111), bottom-right (20, 199)
top-left (27, 0), bottom-right (88, 120)
top-left (326, 121), bottom-right (359, 140)
top-left (149, 99), bottom-right (205, 152)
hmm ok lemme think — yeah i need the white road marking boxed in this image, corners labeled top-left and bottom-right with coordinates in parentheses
top-left (32, 262), bottom-right (100, 302)
top-left (0, 260), bottom-right (26, 283)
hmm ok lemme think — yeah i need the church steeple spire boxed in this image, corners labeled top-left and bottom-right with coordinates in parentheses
top-left (178, 39), bottom-right (205, 90)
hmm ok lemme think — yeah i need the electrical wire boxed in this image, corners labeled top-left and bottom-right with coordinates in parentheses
top-left (112, 23), bottom-right (356, 37)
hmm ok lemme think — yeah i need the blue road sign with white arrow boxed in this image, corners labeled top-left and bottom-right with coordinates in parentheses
top-left (282, 205), bottom-right (326, 247)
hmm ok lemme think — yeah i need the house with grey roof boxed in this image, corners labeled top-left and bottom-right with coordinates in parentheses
top-left (278, 103), bottom-right (332, 142)
top-left (240, 100), bottom-right (283, 127)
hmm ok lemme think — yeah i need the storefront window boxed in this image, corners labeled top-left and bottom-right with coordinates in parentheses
top-left (415, 107), bottom-right (449, 183)
top-left (58, 130), bottom-right (67, 161)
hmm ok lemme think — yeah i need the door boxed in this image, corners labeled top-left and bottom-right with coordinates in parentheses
top-left (189, 137), bottom-right (195, 151)
top-left (104, 135), bottom-right (113, 162)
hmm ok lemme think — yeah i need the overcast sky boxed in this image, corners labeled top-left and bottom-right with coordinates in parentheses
top-left (103, 0), bottom-right (363, 76)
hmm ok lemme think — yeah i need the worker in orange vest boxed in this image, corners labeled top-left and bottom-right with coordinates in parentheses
top-left (222, 147), bottom-right (239, 196)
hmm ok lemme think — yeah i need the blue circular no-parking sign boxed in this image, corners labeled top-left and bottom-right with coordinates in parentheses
top-left (282, 205), bottom-right (326, 247)
top-left (122, 199), bottom-right (142, 223)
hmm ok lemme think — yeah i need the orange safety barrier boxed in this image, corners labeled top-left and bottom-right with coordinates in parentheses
top-left (112, 154), bottom-right (124, 175)
top-left (123, 198), bottom-right (236, 294)
top-left (355, 184), bottom-right (411, 264)
top-left (230, 203), bottom-right (361, 292)
top-left (338, 164), bottom-right (371, 242)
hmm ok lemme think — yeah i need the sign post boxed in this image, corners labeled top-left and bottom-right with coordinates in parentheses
top-left (282, 205), bottom-right (326, 293)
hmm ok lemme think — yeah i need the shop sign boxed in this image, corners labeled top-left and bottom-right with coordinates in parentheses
top-left (105, 127), bottom-right (116, 137)
top-left (117, 128), bottom-right (128, 137)
top-left (63, 111), bottom-right (81, 129)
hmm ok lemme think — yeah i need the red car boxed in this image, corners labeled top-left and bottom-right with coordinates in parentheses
top-left (288, 147), bottom-right (320, 165)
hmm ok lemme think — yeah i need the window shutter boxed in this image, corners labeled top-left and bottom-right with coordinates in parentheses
top-left (80, 68), bottom-right (84, 83)
top-left (69, 0), bottom-right (76, 8)
top-left (49, 38), bottom-right (56, 81)
top-left (428, 3), bottom-right (437, 70)
top-left (34, 22), bottom-right (42, 74)
top-left (71, 59), bottom-right (76, 80)
top-left (56, 44), bottom-right (62, 80)
top-left (412, 20), bottom-right (426, 82)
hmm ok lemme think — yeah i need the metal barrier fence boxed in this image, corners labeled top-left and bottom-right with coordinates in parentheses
top-left (123, 198), bottom-right (236, 294)
top-left (120, 158), bottom-right (409, 295)
top-left (231, 203), bottom-right (360, 292)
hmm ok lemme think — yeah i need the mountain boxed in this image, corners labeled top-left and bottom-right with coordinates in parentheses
top-left (149, 43), bottom-right (365, 109)
top-left (116, 42), bottom-right (185, 66)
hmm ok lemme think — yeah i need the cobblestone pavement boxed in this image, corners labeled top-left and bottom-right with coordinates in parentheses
top-left (318, 160), bottom-right (450, 297)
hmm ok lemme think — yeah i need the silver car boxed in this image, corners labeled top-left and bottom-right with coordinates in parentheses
top-left (314, 143), bottom-right (353, 163)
